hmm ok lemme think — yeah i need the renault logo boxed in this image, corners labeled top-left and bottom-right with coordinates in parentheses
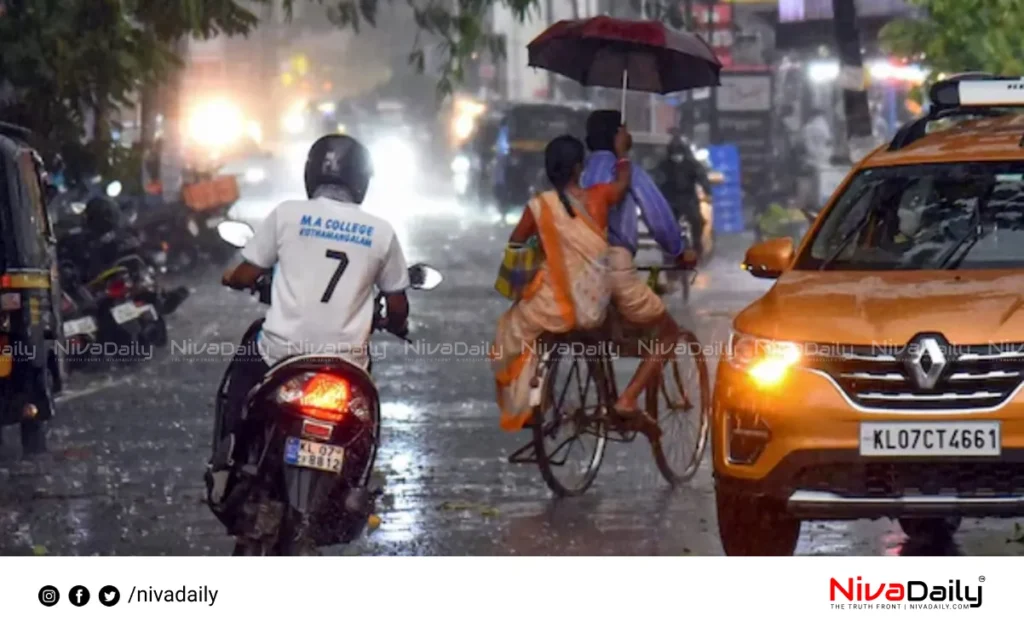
top-left (904, 335), bottom-right (948, 390)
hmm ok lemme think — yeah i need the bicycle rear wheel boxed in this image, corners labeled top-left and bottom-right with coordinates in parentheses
top-left (532, 350), bottom-right (608, 497)
top-left (647, 328), bottom-right (710, 485)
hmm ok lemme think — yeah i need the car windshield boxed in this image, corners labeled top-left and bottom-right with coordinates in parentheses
top-left (796, 161), bottom-right (1024, 271)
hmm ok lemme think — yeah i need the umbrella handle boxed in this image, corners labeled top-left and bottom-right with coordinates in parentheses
top-left (620, 69), bottom-right (628, 123)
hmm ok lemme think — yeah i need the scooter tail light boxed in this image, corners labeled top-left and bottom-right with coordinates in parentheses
top-left (276, 372), bottom-right (351, 422)
top-left (106, 277), bottom-right (129, 300)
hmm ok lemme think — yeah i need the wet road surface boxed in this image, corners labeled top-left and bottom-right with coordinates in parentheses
top-left (2, 178), bottom-right (1023, 556)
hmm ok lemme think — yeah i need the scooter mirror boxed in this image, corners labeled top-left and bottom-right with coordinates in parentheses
top-left (106, 180), bottom-right (123, 198)
top-left (408, 264), bottom-right (443, 291)
top-left (217, 220), bottom-right (255, 248)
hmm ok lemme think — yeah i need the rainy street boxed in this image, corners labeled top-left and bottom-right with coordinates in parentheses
top-left (1, 164), bottom-right (1023, 557)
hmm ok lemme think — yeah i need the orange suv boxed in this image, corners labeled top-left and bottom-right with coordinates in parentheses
top-left (713, 75), bottom-right (1024, 555)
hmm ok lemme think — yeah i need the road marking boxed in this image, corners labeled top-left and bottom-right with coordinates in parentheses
top-left (56, 376), bottom-right (135, 403)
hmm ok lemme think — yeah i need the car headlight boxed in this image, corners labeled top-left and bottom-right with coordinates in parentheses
top-left (451, 155), bottom-right (471, 174)
top-left (244, 167), bottom-right (267, 184)
top-left (727, 331), bottom-right (802, 388)
top-left (187, 99), bottom-right (244, 149)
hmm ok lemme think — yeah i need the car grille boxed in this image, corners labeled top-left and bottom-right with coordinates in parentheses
top-left (792, 461), bottom-right (1024, 498)
top-left (804, 343), bottom-right (1024, 410)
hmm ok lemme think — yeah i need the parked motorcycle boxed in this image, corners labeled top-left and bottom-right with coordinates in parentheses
top-left (82, 256), bottom-right (169, 358)
top-left (206, 220), bottom-right (444, 555)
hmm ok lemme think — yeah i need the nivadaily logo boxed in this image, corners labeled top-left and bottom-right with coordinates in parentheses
top-left (830, 576), bottom-right (984, 610)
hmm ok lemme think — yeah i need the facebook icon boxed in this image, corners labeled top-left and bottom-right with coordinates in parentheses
top-left (69, 585), bottom-right (90, 606)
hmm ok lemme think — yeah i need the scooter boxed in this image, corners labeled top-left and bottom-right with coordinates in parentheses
top-left (206, 220), bottom-right (444, 555)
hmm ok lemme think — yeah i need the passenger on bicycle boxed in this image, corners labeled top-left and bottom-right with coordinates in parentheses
top-left (492, 132), bottom-right (632, 431)
top-left (581, 110), bottom-right (698, 420)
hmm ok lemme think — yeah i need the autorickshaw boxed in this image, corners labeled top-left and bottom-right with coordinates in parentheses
top-left (0, 122), bottom-right (64, 454)
top-left (492, 102), bottom-right (590, 213)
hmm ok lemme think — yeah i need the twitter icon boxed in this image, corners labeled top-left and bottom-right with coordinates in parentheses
top-left (99, 585), bottom-right (120, 607)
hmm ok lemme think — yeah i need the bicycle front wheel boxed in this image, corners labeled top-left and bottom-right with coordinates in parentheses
top-left (647, 328), bottom-right (710, 485)
top-left (532, 351), bottom-right (608, 497)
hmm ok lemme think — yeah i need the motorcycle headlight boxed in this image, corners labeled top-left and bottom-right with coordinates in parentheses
top-left (451, 155), bottom-right (471, 174)
top-left (727, 331), bottom-right (802, 388)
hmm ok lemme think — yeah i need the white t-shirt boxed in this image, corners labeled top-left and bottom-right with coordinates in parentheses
top-left (240, 196), bottom-right (409, 367)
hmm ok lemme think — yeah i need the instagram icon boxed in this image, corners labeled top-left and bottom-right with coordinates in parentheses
top-left (38, 585), bottom-right (60, 606)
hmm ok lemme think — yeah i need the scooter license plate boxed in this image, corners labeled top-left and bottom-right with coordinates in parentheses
top-left (110, 302), bottom-right (142, 324)
top-left (63, 316), bottom-right (98, 337)
top-left (284, 437), bottom-right (345, 474)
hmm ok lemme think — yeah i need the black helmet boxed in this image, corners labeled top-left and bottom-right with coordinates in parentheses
top-left (304, 134), bottom-right (373, 203)
top-left (667, 134), bottom-right (689, 154)
top-left (84, 196), bottom-right (122, 234)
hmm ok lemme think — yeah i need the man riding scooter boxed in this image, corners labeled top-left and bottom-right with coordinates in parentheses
top-left (658, 133), bottom-right (712, 259)
top-left (216, 134), bottom-right (411, 473)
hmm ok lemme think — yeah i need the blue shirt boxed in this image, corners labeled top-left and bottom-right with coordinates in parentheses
top-left (581, 150), bottom-right (684, 258)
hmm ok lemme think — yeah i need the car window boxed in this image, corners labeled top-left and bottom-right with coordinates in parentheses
top-left (796, 161), bottom-right (1024, 271)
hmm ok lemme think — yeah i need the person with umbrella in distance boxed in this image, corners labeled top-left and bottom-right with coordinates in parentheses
top-left (582, 110), bottom-right (698, 419)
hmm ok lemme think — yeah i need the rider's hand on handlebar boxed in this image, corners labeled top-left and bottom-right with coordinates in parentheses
top-left (676, 249), bottom-right (699, 270)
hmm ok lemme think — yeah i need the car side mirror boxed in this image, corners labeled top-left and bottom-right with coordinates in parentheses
top-left (743, 238), bottom-right (794, 280)
top-left (408, 263), bottom-right (443, 290)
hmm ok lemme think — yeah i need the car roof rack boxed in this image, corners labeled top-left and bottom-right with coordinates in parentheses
top-left (887, 72), bottom-right (1024, 151)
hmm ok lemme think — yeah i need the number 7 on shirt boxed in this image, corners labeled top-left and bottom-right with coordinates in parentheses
top-left (321, 249), bottom-right (349, 303)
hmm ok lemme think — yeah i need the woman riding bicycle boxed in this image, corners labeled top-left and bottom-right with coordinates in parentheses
top-left (492, 131), bottom-right (632, 431)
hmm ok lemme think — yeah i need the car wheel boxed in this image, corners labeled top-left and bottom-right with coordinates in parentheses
top-left (898, 517), bottom-right (962, 541)
top-left (715, 485), bottom-right (801, 556)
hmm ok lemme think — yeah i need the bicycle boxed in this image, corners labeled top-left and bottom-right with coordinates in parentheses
top-left (508, 266), bottom-right (711, 496)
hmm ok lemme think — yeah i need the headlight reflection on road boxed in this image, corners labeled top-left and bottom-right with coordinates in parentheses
top-left (451, 155), bottom-right (471, 174)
